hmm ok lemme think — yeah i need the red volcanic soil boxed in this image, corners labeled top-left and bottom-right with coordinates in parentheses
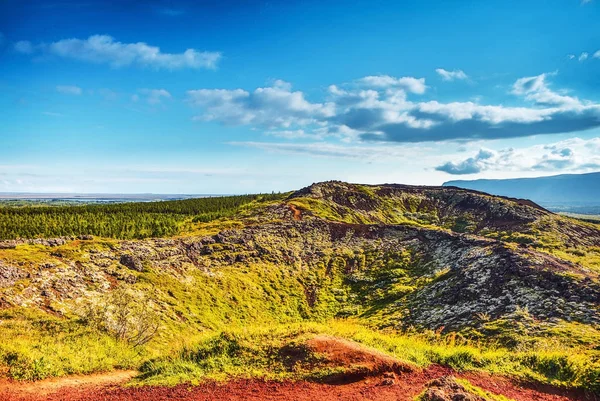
top-left (0, 337), bottom-right (595, 401)
top-left (288, 204), bottom-right (302, 221)
top-left (0, 366), bottom-right (594, 401)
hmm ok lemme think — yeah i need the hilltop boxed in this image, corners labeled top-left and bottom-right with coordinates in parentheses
top-left (0, 181), bottom-right (599, 399)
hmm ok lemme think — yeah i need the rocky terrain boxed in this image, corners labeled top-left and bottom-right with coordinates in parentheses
top-left (1, 181), bottom-right (599, 398)
top-left (1, 181), bottom-right (598, 331)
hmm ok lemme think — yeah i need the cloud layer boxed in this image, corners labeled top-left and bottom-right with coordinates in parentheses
top-left (436, 137), bottom-right (600, 175)
top-left (187, 80), bottom-right (335, 128)
top-left (15, 35), bottom-right (221, 70)
top-left (187, 72), bottom-right (600, 143)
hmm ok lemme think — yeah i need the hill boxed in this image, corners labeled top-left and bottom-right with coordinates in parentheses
top-left (443, 172), bottom-right (600, 212)
top-left (0, 181), bottom-right (599, 397)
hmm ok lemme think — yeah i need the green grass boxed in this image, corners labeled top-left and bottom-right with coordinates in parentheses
top-left (132, 321), bottom-right (600, 391)
top-left (454, 378), bottom-right (516, 401)
top-left (1, 183), bottom-right (600, 394)
top-left (1, 308), bottom-right (598, 392)
top-left (0, 309), bottom-right (140, 380)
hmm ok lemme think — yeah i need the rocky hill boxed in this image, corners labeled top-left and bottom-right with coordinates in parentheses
top-left (2, 181), bottom-right (598, 330)
top-left (1, 181), bottom-right (599, 392)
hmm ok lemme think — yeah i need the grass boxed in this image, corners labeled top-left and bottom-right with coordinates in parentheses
top-left (1, 229), bottom-right (599, 391)
top-left (1, 301), bottom-right (599, 391)
top-left (454, 378), bottom-right (516, 401)
top-left (1, 183), bottom-right (600, 394)
top-left (0, 309), bottom-right (140, 380)
top-left (131, 321), bottom-right (600, 391)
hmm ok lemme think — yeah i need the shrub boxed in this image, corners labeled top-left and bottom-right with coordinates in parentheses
top-left (80, 289), bottom-right (160, 347)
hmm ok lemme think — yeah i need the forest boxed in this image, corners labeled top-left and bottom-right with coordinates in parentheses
top-left (0, 193), bottom-right (284, 240)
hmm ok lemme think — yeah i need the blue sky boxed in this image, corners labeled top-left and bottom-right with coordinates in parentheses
top-left (1, 0), bottom-right (600, 194)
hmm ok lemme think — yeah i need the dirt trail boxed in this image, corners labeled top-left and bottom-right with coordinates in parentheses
top-left (2, 372), bottom-right (592, 401)
top-left (0, 370), bottom-right (137, 399)
top-left (0, 367), bottom-right (593, 401)
top-left (0, 338), bottom-right (594, 401)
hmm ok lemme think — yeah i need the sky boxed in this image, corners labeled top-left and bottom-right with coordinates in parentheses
top-left (1, 0), bottom-right (600, 194)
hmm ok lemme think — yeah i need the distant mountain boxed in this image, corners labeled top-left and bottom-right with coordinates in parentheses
top-left (443, 172), bottom-right (600, 211)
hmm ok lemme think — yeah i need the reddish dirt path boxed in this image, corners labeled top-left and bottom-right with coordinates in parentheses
top-left (0, 367), bottom-right (594, 401)
top-left (288, 204), bottom-right (302, 221)
top-left (0, 370), bottom-right (137, 400)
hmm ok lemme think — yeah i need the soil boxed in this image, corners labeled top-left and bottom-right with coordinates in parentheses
top-left (288, 204), bottom-right (302, 221)
top-left (0, 338), bottom-right (596, 401)
top-left (0, 367), bottom-right (595, 401)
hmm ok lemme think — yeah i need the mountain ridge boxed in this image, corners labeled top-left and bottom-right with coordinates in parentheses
top-left (443, 171), bottom-right (600, 206)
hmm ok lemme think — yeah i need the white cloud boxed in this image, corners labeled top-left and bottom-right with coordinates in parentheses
top-left (436, 149), bottom-right (496, 174)
top-left (187, 72), bottom-right (600, 143)
top-left (230, 141), bottom-right (419, 160)
top-left (357, 75), bottom-right (427, 94)
top-left (569, 50), bottom-right (600, 62)
top-left (138, 89), bottom-right (171, 105)
top-left (14, 40), bottom-right (34, 54)
top-left (435, 68), bottom-right (468, 81)
top-left (56, 85), bottom-right (82, 95)
top-left (21, 35), bottom-right (221, 70)
top-left (511, 73), bottom-right (581, 107)
top-left (436, 137), bottom-right (600, 175)
top-left (265, 129), bottom-right (323, 139)
top-left (187, 80), bottom-right (335, 128)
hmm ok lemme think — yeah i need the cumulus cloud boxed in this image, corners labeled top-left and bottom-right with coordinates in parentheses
top-left (357, 75), bottom-right (427, 94)
top-left (187, 72), bottom-right (600, 143)
top-left (17, 35), bottom-right (221, 70)
top-left (435, 149), bottom-right (494, 174)
top-left (511, 73), bottom-right (580, 107)
top-left (435, 68), bottom-right (468, 81)
top-left (436, 137), bottom-right (600, 175)
top-left (56, 85), bottom-right (82, 95)
top-left (187, 80), bottom-right (335, 128)
top-left (569, 50), bottom-right (599, 61)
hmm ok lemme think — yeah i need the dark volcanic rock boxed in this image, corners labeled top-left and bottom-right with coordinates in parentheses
top-left (119, 254), bottom-right (144, 272)
top-left (421, 376), bottom-right (486, 401)
top-left (0, 262), bottom-right (28, 288)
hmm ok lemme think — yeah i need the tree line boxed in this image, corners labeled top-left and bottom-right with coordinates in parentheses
top-left (0, 193), bottom-right (284, 240)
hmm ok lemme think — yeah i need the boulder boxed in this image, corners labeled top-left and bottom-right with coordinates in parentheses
top-left (120, 254), bottom-right (144, 272)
